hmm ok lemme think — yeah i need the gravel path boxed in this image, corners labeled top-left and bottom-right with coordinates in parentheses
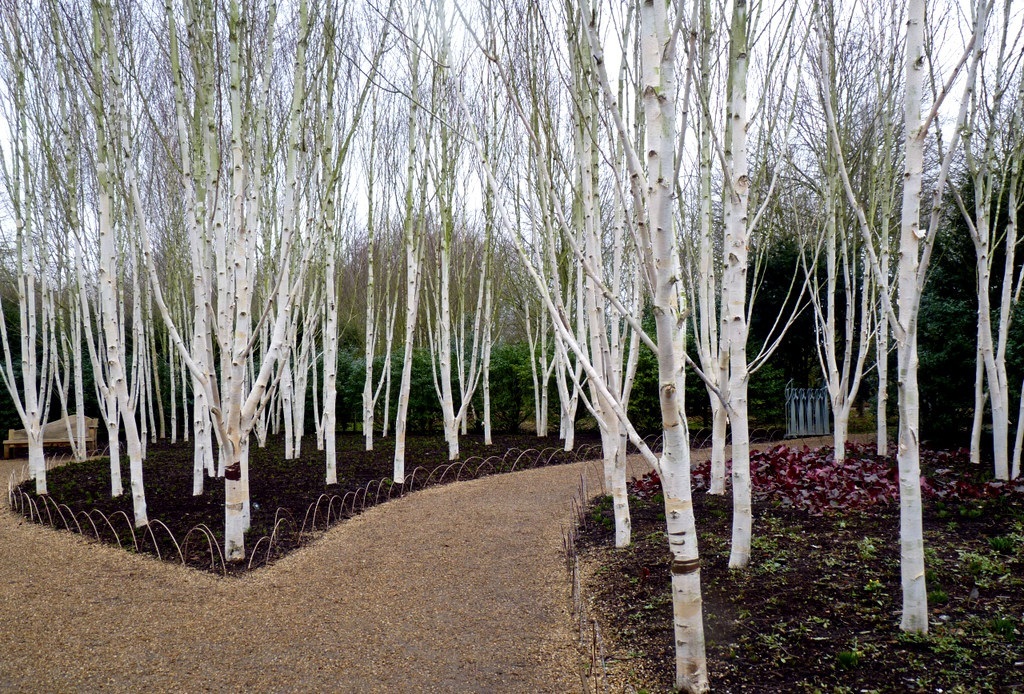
top-left (0, 436), bottom-right (851, 692)
top-left (1, 455), bottom-right (604, 693)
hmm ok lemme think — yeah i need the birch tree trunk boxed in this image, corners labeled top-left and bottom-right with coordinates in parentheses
top-left (321, 11), bottom-right (342, 482)
top-left (893, 0), bottom-right (930, 633)
top-left (482, 275), bottom-right (494, 446)
top-left (526, 302), bottom-right (548, 438)
top-left (92, 2), bottom-right (148, 525)
top-left (1008, 86), bottom-right (1024, 479)
top-left (971, 356), bottom-right (985, 464)
top-left (394, 14), bottom-right (429, 483)
top-left (163, 0), bottom-right (215, 490)
top-left (808, 17), bottom-right (878, 463)
top-left (958, 2), bottom-right (1016, 481)
top-left (720, 0), bottom-right (752, 570)
top-left (634, 3), bottom-right (706, 684)
top-left (818, 0), bottom-right (990, 632)
top-left (76, 247), bottom-right (122, 495)
top-left (362, 95), bottom-right (381, 452)
top-left (465, 0), bottom-right (710, 683)
top-left (0, 23), bottom-right (56, 496)
top-left (877, 251), bottom-right (890, 456)
top-left (685, 0), bottom-right (727, 496)
top-left (539, 308), bottom-right (551, 438)
top-left (895, 0), bottom-right (991, 631)
top-left (583, 0), bottom-right (708, 686)
top-left (432, 42), bottom-right (461, 461)
top-left (567, 7), bottom-right (633, 546)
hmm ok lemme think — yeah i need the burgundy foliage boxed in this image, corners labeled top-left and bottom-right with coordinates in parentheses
top-left (628, 442), bottom-right (1024, 515)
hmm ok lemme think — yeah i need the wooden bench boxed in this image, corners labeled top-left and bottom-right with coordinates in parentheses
top-left (3, 415), bottom-right (99, 459)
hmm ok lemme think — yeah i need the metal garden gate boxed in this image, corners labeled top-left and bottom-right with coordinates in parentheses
top-left (785, 382), bottom-right (831, 437)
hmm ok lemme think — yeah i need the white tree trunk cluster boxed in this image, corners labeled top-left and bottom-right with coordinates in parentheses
top-left (0, 0), bottom-right (1013, 688)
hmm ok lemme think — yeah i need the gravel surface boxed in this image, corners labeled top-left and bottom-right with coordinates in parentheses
top-left (0, 435), bottom-right (853, 692)
top-left (1, 455), bottom-right (602, 693)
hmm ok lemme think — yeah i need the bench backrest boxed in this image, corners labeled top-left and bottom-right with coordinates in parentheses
top-left (6, 415), bottom-right (99, 444)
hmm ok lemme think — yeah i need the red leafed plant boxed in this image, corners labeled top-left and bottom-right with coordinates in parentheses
top-left (627, 443), bottom-right (1024, 516)
top-left (631, 470), bottom-right (664, 501)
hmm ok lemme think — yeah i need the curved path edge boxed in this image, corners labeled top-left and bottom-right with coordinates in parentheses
top-left (0, 435), bottom-right (858, 692)
top-left (1, 456), bottom-right (601, 693)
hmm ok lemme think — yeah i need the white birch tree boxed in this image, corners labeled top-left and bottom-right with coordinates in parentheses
top-left (464, 0), bottom-right (710, 686)
top-left (953, 0), bottom-right (1023, 481)
top-left (393, 7), bottom-right (431, 483)
top-left (0, 10), bottom-right (57, 494)
top-left (820, 0), bottom-right (994, 632)
top-left (803, 3), bottom-right (896, 461)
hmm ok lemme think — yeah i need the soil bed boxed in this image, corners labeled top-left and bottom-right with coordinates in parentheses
top-left (578, 443), bottom-right (1024, 692)
top-left (13, 432), bottom-right (599, 574)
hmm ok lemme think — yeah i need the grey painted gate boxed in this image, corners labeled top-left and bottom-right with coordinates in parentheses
top-left (785, 382), bottom-right (831, 438)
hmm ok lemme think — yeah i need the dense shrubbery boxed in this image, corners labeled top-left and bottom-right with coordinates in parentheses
top-left (486, 342), bottom-right (533, 433)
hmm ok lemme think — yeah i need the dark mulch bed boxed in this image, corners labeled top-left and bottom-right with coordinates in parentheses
top-left (577, 444), bottom-right (1024, 692)
top-left (12, 432), bottom-right (600, 575)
